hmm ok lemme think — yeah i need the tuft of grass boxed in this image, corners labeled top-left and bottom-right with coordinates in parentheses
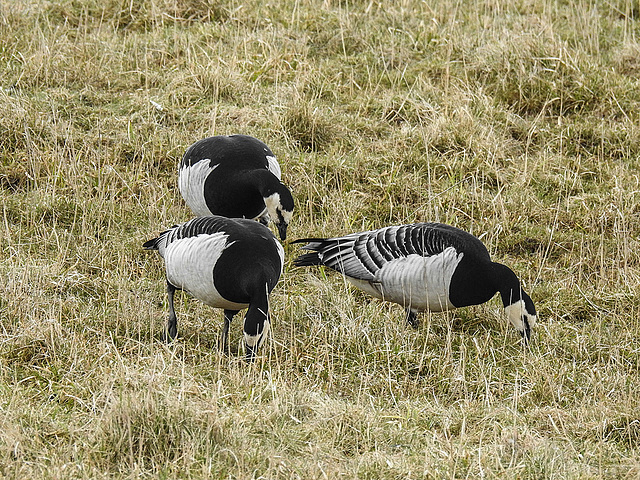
top-left (94, 391), bottom-right (224, 472)
top-left (281, 100), bottom-right (336, 152)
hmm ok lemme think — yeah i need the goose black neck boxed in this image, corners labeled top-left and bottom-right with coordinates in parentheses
top-left (254, 173), bottom-right (294, 211)
top-left (492, 262), bottom-right (524, 307)
top-left (245, 169), bottom-right (281, 196)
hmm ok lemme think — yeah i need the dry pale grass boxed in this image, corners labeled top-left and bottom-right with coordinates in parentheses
top-left (0, 0), bottom-right (640, 478)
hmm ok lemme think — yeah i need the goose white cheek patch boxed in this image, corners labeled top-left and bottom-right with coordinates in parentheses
top-left (281, 208), bottom-right (293, 225)
top-left (245, 318), bottom-right (270, 348)
top-left (264, 192), bottom-right (281, 215)
top-left (504, 300), bottom-right (537, 332)
top-left (265, 192), bottom-right (293, 222)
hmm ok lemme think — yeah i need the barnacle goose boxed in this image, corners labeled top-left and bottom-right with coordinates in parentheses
top-left (178, 134), bottom-right (294, 240)
top-left (143, 216), bottom-right (285, 361)
top-left (293, 222), bottom-right (537, 343)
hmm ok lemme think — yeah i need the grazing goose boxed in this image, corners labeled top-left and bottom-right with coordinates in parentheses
top-left (178, 134), bottom-right (294, 240)
top-left (143, 216), bottom-right (285, 360)
top-left (293, 222), bottom-right (537, 343)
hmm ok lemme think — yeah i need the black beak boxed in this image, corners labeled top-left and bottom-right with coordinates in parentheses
top-left (520, 317), bottom-right (531, 345)
top-left (277, 222), bottom-right (288, 241)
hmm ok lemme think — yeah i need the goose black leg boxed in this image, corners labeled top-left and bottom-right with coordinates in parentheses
top-left (406, 309), bottom-right (419, 329)
top-left (166, 281), bottom-right (178, 341)
top-left (221, 309), bottom-right (239, 353)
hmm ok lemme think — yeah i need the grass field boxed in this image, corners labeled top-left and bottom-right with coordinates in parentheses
top-left (1, 0), bottom-right (640, 478)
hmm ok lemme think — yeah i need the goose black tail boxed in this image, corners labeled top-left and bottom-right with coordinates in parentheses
top-left (142, 237), bottom-right (161, 250)
top-left (293, 251), bottom-right (323, 267)
top-left (291, 238), bottom-right (327, 267)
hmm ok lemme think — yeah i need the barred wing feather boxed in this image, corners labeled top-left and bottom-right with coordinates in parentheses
top-left (301, 224), bottom-right (456, 282)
